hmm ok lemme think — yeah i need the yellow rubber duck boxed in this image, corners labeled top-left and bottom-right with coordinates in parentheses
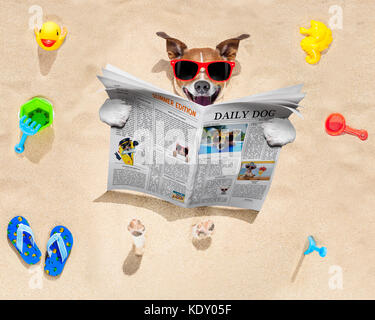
top-left (34, 21), bottom-right (67, 51)
top-left (300, 20), bottom-right (332, 64)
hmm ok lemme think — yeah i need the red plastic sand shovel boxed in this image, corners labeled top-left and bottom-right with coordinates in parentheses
top-left (325, 113), bottom-right (368, 141)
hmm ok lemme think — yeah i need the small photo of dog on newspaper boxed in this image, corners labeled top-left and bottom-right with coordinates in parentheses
top-left (114, 137), bottom-right (139, 166)
top-left (237, 161), bottom-right (275, 181)
top-left (199, 123), bottom-right (247, 155)
top-left (172, 143), bottom-right (189, 162)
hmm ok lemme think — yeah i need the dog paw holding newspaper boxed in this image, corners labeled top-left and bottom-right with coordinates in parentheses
top-left (99, 32), bottom-right (304, 147)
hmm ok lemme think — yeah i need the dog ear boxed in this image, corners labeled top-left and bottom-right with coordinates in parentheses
top-left (216, 34), bottom-right (250, 60)
top-left (156, 32), bottom-right (187, 59)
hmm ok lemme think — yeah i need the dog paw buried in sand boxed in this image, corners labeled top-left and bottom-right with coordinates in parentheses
top-left (192, 220), bottom-right (215, 240)
top-left (99, 33), bottom-right (296, 147)
top-left (127, 219), bottom-right (146, 256)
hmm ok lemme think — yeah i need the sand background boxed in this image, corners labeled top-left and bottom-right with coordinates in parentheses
top-left (0, 0), bottom-right (374, 299)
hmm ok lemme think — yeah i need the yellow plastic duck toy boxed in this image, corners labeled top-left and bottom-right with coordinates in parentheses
top-left (34, 21), bottom-right (67, 51)
top-left (300, 20), bottom-right (332, 64)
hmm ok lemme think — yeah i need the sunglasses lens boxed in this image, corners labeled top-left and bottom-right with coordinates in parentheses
top-left (174, 61), bottom-right (199, 80)
top-left (207, 62), bottom-right (232, 81)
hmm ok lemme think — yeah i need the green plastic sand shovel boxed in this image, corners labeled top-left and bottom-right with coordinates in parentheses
top-left (15, 97), bottom-right (54, 154)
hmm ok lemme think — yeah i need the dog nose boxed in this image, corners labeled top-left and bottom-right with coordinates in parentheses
top-left (194, 80), bottom-right (210, 94)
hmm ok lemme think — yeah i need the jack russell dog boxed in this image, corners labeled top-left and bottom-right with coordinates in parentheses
top-left (99, 32), bottom-right (296, 147)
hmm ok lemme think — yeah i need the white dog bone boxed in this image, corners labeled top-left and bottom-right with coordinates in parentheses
top-left (262, 118), bottom-right (296, 147)
top-left (99, 99), bottom-right (132, 128)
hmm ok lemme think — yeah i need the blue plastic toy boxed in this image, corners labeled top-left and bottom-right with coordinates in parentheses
top-left (15, 116), bottom-right (42, 154)
top-left (44, 225), bottom-right (73, 276)
top-left (304, 235), bottom-right (327, 257)
top-left (7, 216), bottom-right (42, 264)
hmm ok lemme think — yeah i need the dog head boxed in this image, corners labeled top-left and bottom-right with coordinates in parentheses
top-left (157, 32), bottom-right (249, 106)
top-left (220, 186), bottom-right (230, 194)
top-left (245, 162), bottom-right (257, 171)
top-left (119, 137), bottom-right (138, 153)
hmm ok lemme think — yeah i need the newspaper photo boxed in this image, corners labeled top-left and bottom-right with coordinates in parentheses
top-left (98, 64), bottom-right (305, 210)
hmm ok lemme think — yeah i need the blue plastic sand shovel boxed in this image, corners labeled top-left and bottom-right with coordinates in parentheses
top-left (14, 116), bottom-right (42, 154)
top-left (304, 235), bottom-right (327, 257)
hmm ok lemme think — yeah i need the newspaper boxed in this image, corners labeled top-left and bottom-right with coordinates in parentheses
top-left (98, 64), bottom-right (305, 210)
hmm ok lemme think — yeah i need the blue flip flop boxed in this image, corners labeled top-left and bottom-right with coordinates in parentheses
top-left (44, 226), bottom-right (73, 276)
top-left (7, 216), bottom-right (41, 264)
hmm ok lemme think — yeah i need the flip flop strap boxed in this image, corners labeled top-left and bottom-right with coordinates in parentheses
top-left (16, 224), bottom-right (35, 253)
top-left (47, 233), bottom-right (68, 262)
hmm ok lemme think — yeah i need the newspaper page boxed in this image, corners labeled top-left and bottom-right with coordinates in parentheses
top-left (98, 65), bottom-right (304, 210)
top-left (189, 102), bottom-right (294, 210)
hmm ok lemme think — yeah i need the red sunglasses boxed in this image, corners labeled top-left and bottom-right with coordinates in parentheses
top-left (170, 59), bottom-right (235, 82)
